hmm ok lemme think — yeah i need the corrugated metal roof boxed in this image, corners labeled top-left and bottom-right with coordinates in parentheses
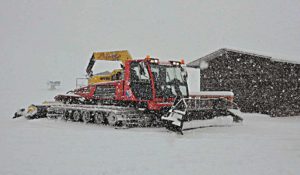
top-left (187, 48), bottom-right (299, 68)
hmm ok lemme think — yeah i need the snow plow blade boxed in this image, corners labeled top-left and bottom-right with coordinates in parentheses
top-left (161, 98), bottom-right (243, 134)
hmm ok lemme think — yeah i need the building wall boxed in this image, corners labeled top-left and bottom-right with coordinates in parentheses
top-left (200, 51), bottom-right (300, 117)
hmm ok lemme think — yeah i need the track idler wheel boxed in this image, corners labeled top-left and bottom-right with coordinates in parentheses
top-left (94, 112), bottom-right (105, 124)
top-left (82, 111), bottom-right (91, 123)
top-left (106, 112), bottom-right (118, 126)
top-left (73, 110), bottom-right (81, 122)
top-left (62, 110), bottom-right (71, 121)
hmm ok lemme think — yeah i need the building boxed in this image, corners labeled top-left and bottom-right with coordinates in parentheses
top-left (187, 48), bottom-right (300, 117)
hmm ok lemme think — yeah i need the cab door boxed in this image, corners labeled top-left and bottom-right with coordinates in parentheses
top-left (129, 61), bottom-right (153, 100)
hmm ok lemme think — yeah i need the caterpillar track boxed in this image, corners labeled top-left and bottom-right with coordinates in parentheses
top-left (46, 104), bottom-right (161, 128)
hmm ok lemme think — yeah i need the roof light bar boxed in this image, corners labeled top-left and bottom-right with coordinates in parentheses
top-left (150, 59), bottom-right (159, 64)
top-left (145, 57), bottom-right (159, 64)
top-left (169, 61), bottom-right (182, 66)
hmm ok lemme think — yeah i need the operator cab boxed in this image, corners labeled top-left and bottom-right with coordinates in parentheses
top-left (129, 57), bottom-right (189, 101)
top-left (149, 60), bottom-right (188, 99)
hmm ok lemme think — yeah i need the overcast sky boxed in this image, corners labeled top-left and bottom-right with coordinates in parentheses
top-left (1, 0), bottom-right (300, 91)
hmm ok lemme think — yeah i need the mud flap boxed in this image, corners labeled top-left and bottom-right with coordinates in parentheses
top-left (162, 98), bottom-right (243, 134)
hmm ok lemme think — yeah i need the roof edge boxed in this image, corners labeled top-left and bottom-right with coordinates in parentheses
top-left (187, 48), bottom-right (300, 68)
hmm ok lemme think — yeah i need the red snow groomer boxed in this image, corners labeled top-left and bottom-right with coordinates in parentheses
top-left (17, 50), bottom-right (242, 134)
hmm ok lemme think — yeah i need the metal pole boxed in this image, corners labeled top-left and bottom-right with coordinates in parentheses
top-left (199, 63), bottom-right (201, 92)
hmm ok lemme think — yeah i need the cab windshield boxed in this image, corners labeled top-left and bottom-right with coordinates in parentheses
top-left (150, 64), bottom-right (188, 98)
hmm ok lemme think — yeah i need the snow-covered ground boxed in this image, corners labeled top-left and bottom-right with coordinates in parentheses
top-left (1, 88), bottom-right (300, 175)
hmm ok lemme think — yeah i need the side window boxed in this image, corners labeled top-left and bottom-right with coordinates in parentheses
top-left (130, 63), bottom-right (140, 81)
top-left (130, 62), bottom-right (150, 81)
top-left (139, 62), bottom-right (150, 80)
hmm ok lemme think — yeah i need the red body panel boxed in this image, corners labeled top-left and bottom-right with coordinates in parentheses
top-left (72, 59), bottom-right (175, 111)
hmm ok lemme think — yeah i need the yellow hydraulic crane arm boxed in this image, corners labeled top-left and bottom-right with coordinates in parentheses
top-left (86, 50), bottom-right (132, 76)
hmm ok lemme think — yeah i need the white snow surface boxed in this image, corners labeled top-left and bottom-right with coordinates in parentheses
top-left (1, 88), bottom-right (300, 175)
